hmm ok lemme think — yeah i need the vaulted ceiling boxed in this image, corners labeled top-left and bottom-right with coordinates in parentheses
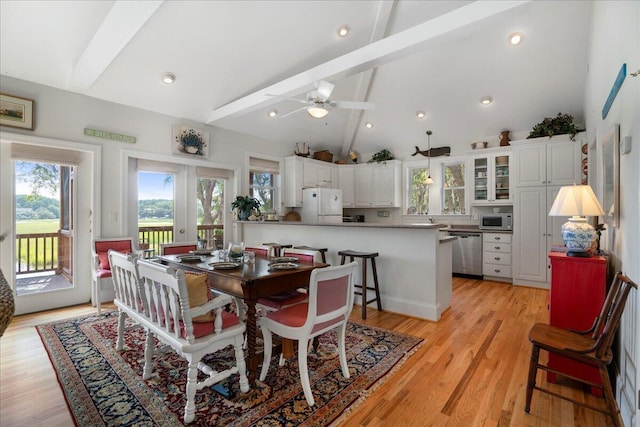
top-left (0, 1), bottom-right (592, 161)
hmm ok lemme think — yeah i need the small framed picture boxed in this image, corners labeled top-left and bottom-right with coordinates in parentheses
top-left (0, 93), bottom-right (35, 130)
top-left (172, 124), bottom-right (209, 157)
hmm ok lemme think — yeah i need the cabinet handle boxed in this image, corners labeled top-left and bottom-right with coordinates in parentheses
top-left (494, 246), bottom-right (501, 250)
top-left (494, 257), bottom-right (501, 261)
top-left (494, 237), bottom-right (501, 240)
top-left (494, 269), bottom-right (501, 273)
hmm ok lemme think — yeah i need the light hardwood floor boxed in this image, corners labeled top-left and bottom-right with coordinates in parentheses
top-left (0, 277), bottom-right (609, 426)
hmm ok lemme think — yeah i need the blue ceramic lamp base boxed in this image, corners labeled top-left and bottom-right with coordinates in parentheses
top-left (561, 217), bottom-right (597, 257)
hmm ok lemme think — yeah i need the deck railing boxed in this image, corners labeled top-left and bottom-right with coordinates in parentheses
top-left (15, 225), bottom-right (224, 275)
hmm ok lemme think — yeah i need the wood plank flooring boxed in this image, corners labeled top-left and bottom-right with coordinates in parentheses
top-left (0, 277), bottom-right (609, 426)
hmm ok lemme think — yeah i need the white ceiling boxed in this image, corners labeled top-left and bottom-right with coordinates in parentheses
top-left (0, 1), bottom-right (592, 160)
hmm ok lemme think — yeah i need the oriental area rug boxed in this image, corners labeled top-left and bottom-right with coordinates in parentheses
top-left (37, 311), bottom-right (423, 426)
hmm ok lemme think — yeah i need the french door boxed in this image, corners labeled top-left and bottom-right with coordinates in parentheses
top-left (0, 134), bottom-right (97, 315)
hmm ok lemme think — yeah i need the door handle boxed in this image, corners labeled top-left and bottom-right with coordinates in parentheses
top-left (0, 234), bottom-right (4, 242)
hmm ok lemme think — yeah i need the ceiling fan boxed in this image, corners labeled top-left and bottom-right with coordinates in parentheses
top-left (268, 80), bottom-right (375, 118)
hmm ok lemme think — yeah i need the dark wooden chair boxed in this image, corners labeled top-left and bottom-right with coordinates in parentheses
top-left (525, 272), bottom-right (637, 427)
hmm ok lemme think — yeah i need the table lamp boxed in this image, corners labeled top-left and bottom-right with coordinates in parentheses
top-left (548, 184), bottom-right (605, 257)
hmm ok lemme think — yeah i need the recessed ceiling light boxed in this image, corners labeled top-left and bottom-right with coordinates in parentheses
top-left (508, 32), bottom-right (524, 46)
top-left (161, 72), bottom-right (175, 84)
top-left (416, 111), bottom-right (425, 119)
top-left (267, 109), bottom-right (277, 118)
top-left (365, 122), bottom-right (373, 129)
top-left (337, 25), bottom-right (350, 37)
top-left (480, 96), bottom-right (493, 105)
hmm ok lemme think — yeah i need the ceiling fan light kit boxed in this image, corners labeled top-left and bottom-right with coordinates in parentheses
top-left (307, 106), bottom-right (329, 118)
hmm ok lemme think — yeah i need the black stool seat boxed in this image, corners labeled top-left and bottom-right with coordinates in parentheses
top-left (338, 250), bottom-right (382, 319)
top-left (294, 246), bottom-right (328, 263)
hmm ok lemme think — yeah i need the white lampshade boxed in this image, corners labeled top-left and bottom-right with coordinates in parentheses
top-left (307, 106), bottom-right (329, 118)
top-left (548, 184), bottom-right (604, 256)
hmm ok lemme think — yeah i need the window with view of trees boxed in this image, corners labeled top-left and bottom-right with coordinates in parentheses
top-left (442, 162), bottom-right (466, 214)
top-left (407, 165), bottom-right (430, 214)
top-left (249, 157), bottom-right (279, 213)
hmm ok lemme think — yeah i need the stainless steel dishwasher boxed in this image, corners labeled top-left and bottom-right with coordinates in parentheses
top-left (449, 231), bottom-right (483, 276)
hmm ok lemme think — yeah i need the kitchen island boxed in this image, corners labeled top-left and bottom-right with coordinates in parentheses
top-left (235, 221), bottom-right (453, 321)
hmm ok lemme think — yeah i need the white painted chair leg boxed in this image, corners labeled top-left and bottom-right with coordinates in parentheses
top-left (338, 324), bottom-right (350, 378)
top-left (116, 310), bottom-right (126, 351)
top-left (233, 336), bottom-right (250, 393)
top-left (142, 330), bottom-right (155, 380)
top-left (259, 325), bottom-right (273, 382)
top-left (183, 360), bottom-right (198, 424)
top-left (298, 340), bottom-right (314, 406)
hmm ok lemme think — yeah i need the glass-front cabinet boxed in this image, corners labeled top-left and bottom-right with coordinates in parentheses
top-left (471, 152), bottom-right (511, 204)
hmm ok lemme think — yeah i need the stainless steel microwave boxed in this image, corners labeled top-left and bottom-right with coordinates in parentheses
top-left (479, 213), bottom-right (512, 230)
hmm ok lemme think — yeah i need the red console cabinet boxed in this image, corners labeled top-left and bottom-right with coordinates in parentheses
top-left (547, 252), bottom-right (607, 395)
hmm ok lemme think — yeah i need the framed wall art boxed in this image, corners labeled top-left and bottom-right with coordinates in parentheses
top-left (0, 93), bottom-right (34, 130)
top-left (172, 124), bottom-right (209, 157)
top-left (601, 124), bottom-right (619, 227)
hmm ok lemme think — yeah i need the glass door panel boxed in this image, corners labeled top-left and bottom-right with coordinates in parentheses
top-left (473, 158), bottom-right (488, 202)
top-left (494, 155), bottom-right (510, 201)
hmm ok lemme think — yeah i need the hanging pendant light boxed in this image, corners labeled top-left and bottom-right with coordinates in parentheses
top-left (425, 130), bottom-right (434, 185)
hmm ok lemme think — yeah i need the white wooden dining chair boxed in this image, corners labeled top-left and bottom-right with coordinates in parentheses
top-left (91, 237), bottom-right (135, 314)
top-left (159, 241), bottom-right (198, 255)
top-left (108, 250), bottom-right (145, 351)
top-left (259, 261), bottom-right (357, 406)
top-left (135, 259), bottom-right (250, 424)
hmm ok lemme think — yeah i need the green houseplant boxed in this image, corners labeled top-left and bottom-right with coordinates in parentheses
top-left (527, 113), bottom-right (584, 141)
top-left (231, 195), bottom-right (261, 220)
top-left (368, 149), bottom-right (394, 163)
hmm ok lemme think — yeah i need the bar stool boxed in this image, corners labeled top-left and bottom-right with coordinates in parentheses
top-left (338, 250), bottom-right (382, 319)
top-left (293, 246), bottom-right (328, 263)
top-left (261, 242), bottom-right (292, 257)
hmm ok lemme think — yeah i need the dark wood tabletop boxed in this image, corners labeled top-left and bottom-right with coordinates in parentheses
top-left (156, 252), bottom-right (327, 384)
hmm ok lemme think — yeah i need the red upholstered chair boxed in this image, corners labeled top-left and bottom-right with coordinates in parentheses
top-left (160, 242), bottom-right (198, 255)
top-left (259, 262), bottom-right (357, 406)
top-left (244, 245), bottom-right (270, 258)
top-left (91, 237), bottom-right (134, 314)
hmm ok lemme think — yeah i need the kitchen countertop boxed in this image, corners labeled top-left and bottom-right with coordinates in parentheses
top-left (235, 220), bottom-right (446, 230)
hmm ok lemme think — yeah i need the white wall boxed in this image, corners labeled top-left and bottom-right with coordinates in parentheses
top-left (0, 76), bottom-right (291, 237)
top-left (584, 2), bottom-right (639, 425)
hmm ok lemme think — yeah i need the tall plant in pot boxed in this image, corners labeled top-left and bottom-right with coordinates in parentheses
top-left (231, 196), bottom-right (261, 221)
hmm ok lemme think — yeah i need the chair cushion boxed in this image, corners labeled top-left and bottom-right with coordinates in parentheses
top-left (182, 311), bottom-right (240, 339)
top-left (163, 245), bottom-right (197, 255)
top-left (97, 269), bottom-right (112, 279)
top-left (267, 303), bottom-right (308, 327)
top-left (184, 272), bottom-right (214, 322)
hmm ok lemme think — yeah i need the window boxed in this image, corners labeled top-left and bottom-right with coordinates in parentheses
top-left (249, 157), bottom-right (279, 213)
top-left (442, 162), bottom-right (466, 214)
top-left (407, 164), bottom-right (430, 215)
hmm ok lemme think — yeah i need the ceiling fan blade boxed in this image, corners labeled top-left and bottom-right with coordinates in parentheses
top-left (331, 100), bottom-right (376, 110)
top-left (265, 94), bottom-right (309, 104)
top-left (280, 106), bottom-right (308, 118)
top-left (315, 80), bottom-right (334, 102)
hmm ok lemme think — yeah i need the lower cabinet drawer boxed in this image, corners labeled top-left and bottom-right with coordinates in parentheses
top-left (483, 253), bottom-right (511, 265)
top-left (483, 263), bottom-right (512, 278)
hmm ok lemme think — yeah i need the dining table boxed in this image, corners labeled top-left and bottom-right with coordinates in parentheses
top-left (155, 251), bottom-right (327, 385)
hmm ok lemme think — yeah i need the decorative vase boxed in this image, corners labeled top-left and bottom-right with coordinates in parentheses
top-left (561, 218), bottom-right (597, 254)
top-left (238, 210), bottom-right (250, 221)
top-left (185, 146), bottom-right (198, 154)
top-left (499, 130), bottom-right (511, 146)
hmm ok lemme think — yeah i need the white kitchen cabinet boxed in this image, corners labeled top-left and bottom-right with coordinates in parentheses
top-left (511, 135), bottom-right (582, 288)
top-left (303, 160), bottom-right (333, 188)
top-left (471, 151), bottom-right (511, 204)
top-left (284, 156), bottom-right (337, 207)
top-left (482, 232), bottom-right (512, 281)
top-left (338, 165), bottom-right (355, 207)
top-left (512, 135), bottom-right (582, 188)
top-left (372, 160), bottom-right (401, 207)
top-left (354, 165), bottom-right (373, 207)
top-left (353, 161), bottom-right (401, 208)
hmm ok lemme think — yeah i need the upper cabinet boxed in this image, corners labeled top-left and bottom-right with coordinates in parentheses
top-left (283, 156), bottom-right (338, 207)
top-left (353, 161), bottom-right (402, 208)
top-left (470, 151), bottom-right (511, 204)
top-left (511, 134), bottom-right (582, 188)
top-left (338, 165), bottom-right (355, 208)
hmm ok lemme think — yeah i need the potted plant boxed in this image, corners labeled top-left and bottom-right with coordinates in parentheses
top-left (231, 195), bottom-right (261, 221)
top-left (527, 113), bottom-right (584, 141)
top-left (176, 128), bottom-right (207, 155)
top-left (368, 149), bottom-right (394, 163)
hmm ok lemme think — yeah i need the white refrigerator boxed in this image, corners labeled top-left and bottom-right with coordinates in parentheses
top-left (300, 188), bottom-right (343, 223)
